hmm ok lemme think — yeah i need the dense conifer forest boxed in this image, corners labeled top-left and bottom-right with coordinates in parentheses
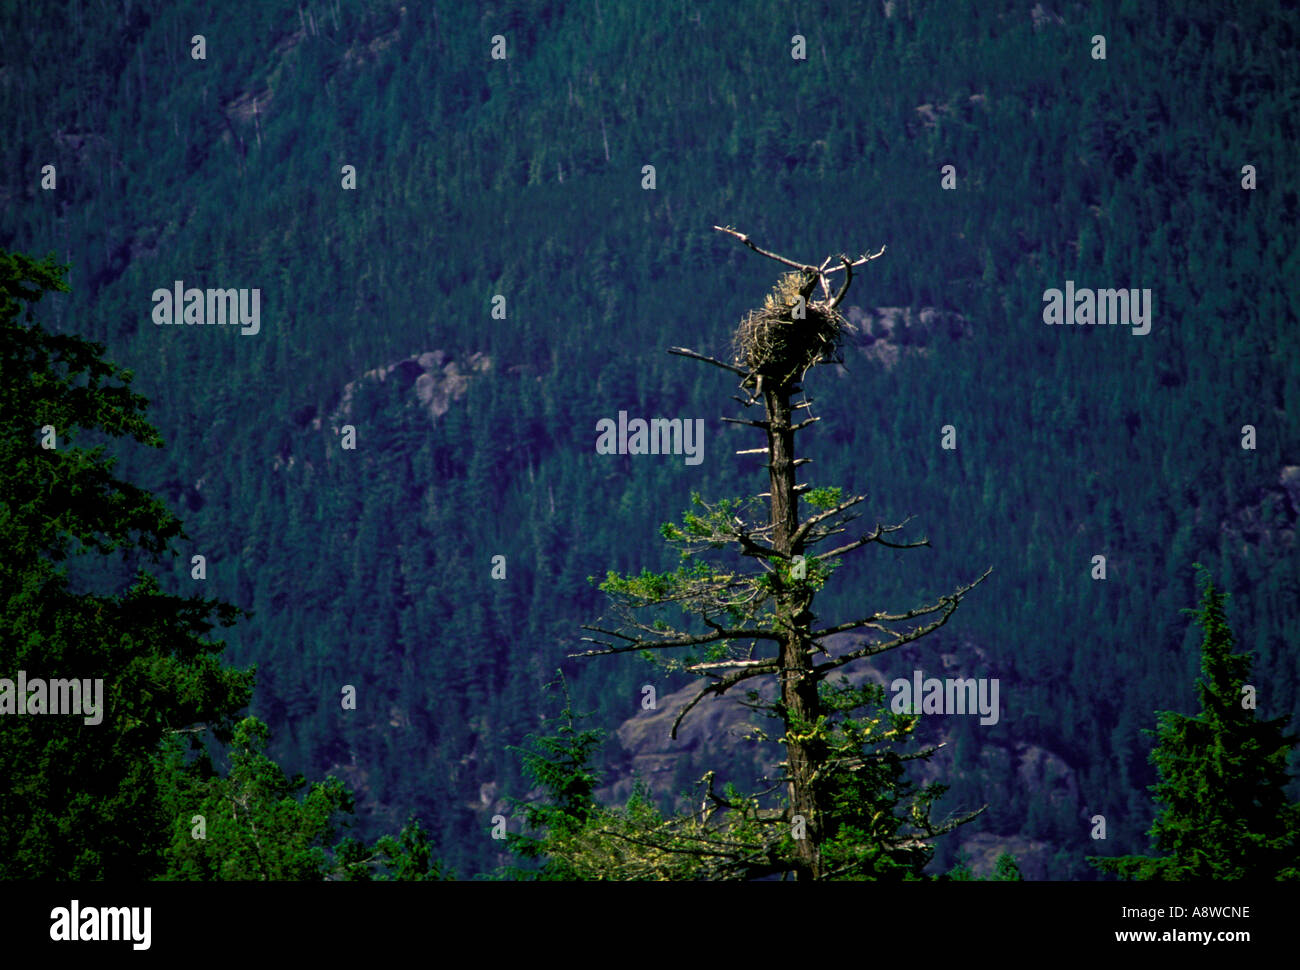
top-left (2, 0), bottom-right (1296, 879)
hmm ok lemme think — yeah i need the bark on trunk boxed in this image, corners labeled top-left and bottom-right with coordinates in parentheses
top-left (765, 382), bottom-right (824, 880)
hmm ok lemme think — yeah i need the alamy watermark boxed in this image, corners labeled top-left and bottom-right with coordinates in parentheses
top-left (151, 280), bottom-right (260, 335)
top-left (0, 672), bottom-right (103, 725)
top-left (595, 411), bottom-right (704, 466)
top-left (50, 900), bottom-right (150, 950)
top-left (1042, 280), bottom-right (1151, 335)
top-left (890, 670), bottom-right (1000, 725)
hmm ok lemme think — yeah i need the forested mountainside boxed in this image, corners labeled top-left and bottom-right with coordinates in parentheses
top-left (3, 0), bottom-right (1296, 878)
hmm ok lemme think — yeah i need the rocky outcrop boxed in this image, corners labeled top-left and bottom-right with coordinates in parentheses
top-left (1221, 464), bottom-right (1299, 550)
top-left (956, 832), bottom-right (1052, 879)
top-left (325, 349), bottom-right (491, 428)
top-left (839, 305), bottom-right (971, 371)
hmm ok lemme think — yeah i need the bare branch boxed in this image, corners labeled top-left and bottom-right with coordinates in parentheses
top-left (829, 255), bottom-right (853, 309)
top-left (821, 245), bottom-right (887, 273)
top-left (668, 346), bottom-right (747, 377)
top-left (721, 417), bottom-right (770, 433)
top-left (571, 622), bottom-right (782, 660)
top-left (814, 530), bottom-right (931, 561)
top-left (578, 624), bottom-right (639, 643)
top-left (790, 493), bottom-right (870, 547)
top-left (686, 657), bottom-right (777, 672)
top-left (713, 225), bottom-right (817, 273)
top-left (671, 663), bottom-right (777, 739)
top-left (810, 567), bottom-right (993, 666)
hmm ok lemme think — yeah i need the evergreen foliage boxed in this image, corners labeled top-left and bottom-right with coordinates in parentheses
top-left (2, 0), bottom-right (1295, 877)
top-left (0, 250), bottom-right (255, 878)
top-left (1091, 568), bottom-right (1300, 880)
top-left (159, 715), bottom-right (351, 880)
top-left (504, 673), bottom-right (605, 879)
top-left (0, 249), bottom-right (445, 880)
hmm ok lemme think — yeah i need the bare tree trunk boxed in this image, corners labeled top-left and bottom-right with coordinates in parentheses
top-left (765, 382), bottom-right (824, 880)
top-left (765, 385), bottom-right (798, 549)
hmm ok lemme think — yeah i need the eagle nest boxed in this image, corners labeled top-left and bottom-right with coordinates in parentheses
top-left (732, 271), bottom-right (848, 386)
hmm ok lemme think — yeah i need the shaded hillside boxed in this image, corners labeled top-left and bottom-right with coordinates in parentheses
top-left (3, 0), bottom-right (1297, 878)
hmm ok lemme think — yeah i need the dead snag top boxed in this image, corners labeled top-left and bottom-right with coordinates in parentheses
top-left (712, 226), bottom-right (886, 389)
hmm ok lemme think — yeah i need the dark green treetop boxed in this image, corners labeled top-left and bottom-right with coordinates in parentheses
top-left (0, 249), bottom-right (255, 878)
top-left (1091, 567), bottom-right (1300, 880)
top-left (0, 250), bottom-right (447, 881)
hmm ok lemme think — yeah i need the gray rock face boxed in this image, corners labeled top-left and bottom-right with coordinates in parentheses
top-left (331, 349), bottom-right (492, 425)
top-left (1220, 465), bottom-right (1299, 550)
top-left (839, 305), bottom-right (971, 371)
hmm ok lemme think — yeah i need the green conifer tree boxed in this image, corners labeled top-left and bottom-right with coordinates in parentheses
top-left (502, 673), bottom-right (605, 880)
top-left (545, 231), bottom-right (990, 879)
top-left (0, 250), bottom-right (449, 881)
top-left (159, 716), bottom-right (352, 880)
top-left (0, 250), bottom-right (254, 878)
top-left (1091, 567), bottom-right (1300, 880)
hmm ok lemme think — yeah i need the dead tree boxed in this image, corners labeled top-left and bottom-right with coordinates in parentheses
top-left (575, 227), bottom-right (990, 880)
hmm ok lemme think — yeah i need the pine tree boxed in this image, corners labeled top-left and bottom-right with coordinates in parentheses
top-left (0, 250), bottom-right (448, 881)
top-left (993, 852), bottom-right (1022, 880)
top-left (502, 672), bottom-right (606, 880)
top-left (1091, 566), bottom-right (1300, 880)
top-left (159, 716), bottom-right (352, 880)
top-left (0, 250), bottom-right (254, 878)
top-left (565, 229), bottom-right (991, 880)
top-left (162, 715), bottom-right (449, 881)
top-left (351, 817), bottom-right (449, 881)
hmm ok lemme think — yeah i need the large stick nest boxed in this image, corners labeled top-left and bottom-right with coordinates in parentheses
top-left (733, 270), bottom-right (848, 386)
